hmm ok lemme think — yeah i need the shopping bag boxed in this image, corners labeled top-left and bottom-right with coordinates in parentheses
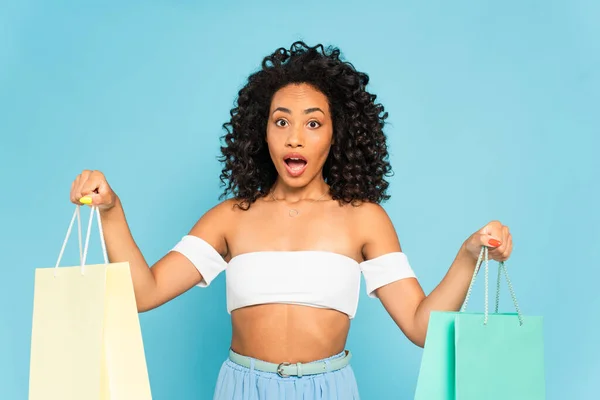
top-left (413, 311), bottom-right (459, 399)
top-left (414, 246), bottom-right (545, 400)
top-left (29, 205), bottom-right (152, 400)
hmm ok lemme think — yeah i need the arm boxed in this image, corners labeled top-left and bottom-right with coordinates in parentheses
top-left (100, 197), bottom-right (231, 312)
top-left (98, 196), bottom-right (159, 312)
top-left (359, 204), bottom-right (512, 347)
top-left (72, 169), bottom-right (232, 313)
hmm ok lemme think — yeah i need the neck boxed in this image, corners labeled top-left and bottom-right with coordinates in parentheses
top-left (271, 177), bottom-right (330, 203)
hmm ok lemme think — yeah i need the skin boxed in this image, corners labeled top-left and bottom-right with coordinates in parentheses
top-left (70, 83), bottom-right (513, 364)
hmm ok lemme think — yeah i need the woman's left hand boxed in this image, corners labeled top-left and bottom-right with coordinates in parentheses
top-left (463, 220), bottom-right (513, 262)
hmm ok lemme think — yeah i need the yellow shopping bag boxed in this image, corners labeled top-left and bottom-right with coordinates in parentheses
top-left (29, 205), bottom-right (152, 400)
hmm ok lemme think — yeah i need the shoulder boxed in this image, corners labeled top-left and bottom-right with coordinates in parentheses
top-left (346, 201), bottom-right (394, 230)
top-left (349, 200), bottom-right (389, 218)
top-left (346, 201), bottom-right (402, 260)
top-left (187, 197), bottom-right (268, 255)
top-left (193, 198), bottom-right (240, 224)
top-left (187, 198), bottom-right (242, 258)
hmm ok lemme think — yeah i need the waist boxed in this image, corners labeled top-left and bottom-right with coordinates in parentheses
top-left (231, 304), bottom-right (350, 363)
top-left (227, 348), bottom-right (352, 377)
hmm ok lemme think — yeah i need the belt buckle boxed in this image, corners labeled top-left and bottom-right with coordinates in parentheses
top-left (277, 362), bottom-right (291, 377)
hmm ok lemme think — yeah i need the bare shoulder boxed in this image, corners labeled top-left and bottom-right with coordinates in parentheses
top-left (191, 198), bottom-right (240, 227)
top-left (346, 200), bottom-right (387, 218)
top-left (346, 201), bottom-right (402, 260)
top-left (345, 201), bottom-right (394, 231)
top-left (187, 198), bottom-right (241, 258)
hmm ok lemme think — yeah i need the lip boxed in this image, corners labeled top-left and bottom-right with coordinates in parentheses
top-left (283, 152), bottom-right (308, 177)
top-left (283, 153), bottom-right (307, 162)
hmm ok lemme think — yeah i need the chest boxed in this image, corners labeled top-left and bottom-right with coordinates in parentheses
top-left (226, 200), bottom-right (362, 261)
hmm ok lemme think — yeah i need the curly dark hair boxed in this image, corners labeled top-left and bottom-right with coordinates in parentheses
top-left (218, 41), bottom-right (393, 209)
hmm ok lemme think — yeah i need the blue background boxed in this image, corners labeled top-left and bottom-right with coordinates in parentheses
top-left (1, 1), bottom-right (598, 399)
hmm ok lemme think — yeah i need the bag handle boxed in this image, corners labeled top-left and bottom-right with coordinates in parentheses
top-left (460, 246), bottom-right (524, 326)
top-left (53, 205), bottom-right (108, 277)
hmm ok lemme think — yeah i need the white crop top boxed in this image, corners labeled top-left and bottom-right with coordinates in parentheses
top-left (170, 235), bottom-right (416, 319)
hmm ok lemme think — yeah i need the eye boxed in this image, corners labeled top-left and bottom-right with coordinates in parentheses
top-left (275, 119), bottom-right (288, 127)
top-left (307, 120), bottom-right (321, 129)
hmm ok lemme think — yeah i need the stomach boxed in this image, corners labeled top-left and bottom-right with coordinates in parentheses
top-left (230, 303), bottom-right (351, 364)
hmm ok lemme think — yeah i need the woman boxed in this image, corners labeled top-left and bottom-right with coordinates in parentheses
top-left (70, 42), bottom-right (512, 399)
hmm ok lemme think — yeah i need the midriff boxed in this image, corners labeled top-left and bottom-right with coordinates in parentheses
top-left (230, 303), bottom-right (350, 364)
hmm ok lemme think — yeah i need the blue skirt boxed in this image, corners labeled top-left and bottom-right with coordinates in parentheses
top-left (213, 350), bottom-right (360, 399)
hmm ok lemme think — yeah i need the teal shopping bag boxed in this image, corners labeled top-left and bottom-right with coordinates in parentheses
top-left (414, 247), bottom-right (545, 400)
top-left (413, 311), bottom-right (460, 399)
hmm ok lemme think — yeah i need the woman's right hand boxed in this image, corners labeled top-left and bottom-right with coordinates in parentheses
top-left (70, 170), bottom-right (117, 210)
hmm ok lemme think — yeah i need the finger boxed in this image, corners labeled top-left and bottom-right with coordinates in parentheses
top-left (80, 171), bottom-right (101, 196)
top-left (481, 221), bottom-right (507, 249)
top-left (72, 174), bottom-right (85, 204)
top-left (501, 234), bottom-right (513, 261)
top-left (81, 171), bottom-right (111, 206)
top-left (481, 230), bottom-right (502, 248)
top-left (502, 226), bottom-right (510, 254)
top-left (493, 226), bottom-right (510, 254)
top-left (74, 170), bottom-right (96, 204)
top-left (69, 179), bottom-right (77, 204)
top-left (481, 220), bottom-right (502, 235)
top-left (491, 233), bottom-right (512, 261)
top-left (92, 179), bottom-right (112, 206)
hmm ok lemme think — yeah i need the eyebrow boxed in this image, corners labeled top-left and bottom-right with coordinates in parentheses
top-left (272, 107), bottom-right (325, 116)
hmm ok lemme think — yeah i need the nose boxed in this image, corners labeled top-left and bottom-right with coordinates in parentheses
top-left (285, 125), bottom-right (304, 148)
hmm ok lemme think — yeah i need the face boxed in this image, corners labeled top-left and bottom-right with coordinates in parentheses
top-left (266, 83), bottom-right (334, 188)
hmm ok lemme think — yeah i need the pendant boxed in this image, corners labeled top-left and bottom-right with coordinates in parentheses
top-left (289, 209), bottom-right (299, 217)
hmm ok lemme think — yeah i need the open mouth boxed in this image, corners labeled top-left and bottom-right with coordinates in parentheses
top-left (283, 154), bottom-right (308, 177)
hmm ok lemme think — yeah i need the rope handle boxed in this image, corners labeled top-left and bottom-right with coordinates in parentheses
top-left (53, 205), bottom-right (108, 277)
top-left (460, 246), bottom-right (524, 325)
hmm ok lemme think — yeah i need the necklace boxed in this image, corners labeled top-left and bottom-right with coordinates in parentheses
top-left (270, 189), bottom-right (330, 217)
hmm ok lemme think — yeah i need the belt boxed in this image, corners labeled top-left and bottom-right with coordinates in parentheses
top-left (228, 349), bottom-right (352, 378)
